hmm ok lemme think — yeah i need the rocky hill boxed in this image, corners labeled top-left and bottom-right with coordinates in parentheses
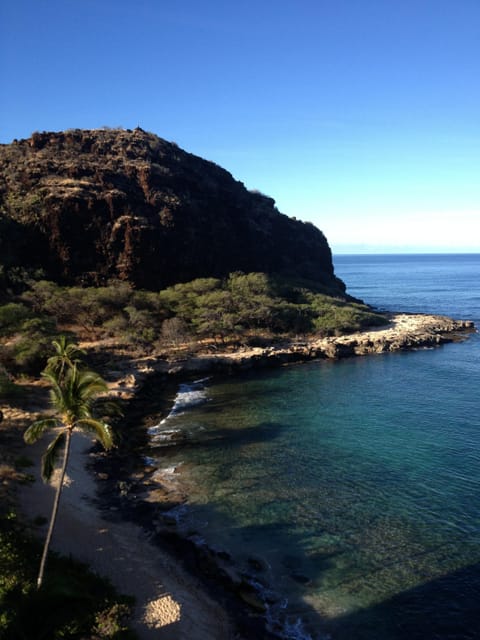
top-left (0, 128), bottom-right (344, 293)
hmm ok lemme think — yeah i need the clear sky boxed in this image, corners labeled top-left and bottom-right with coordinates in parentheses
top-left (1, 0), bottom-right (479, 253)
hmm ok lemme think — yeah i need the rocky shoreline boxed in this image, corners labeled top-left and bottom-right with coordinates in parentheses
top-left (11, 312), bottom-right (476, 640)
top-left (96, 312), bottom-right (475, 639)
top-left (106, 313), bottom-right (476, 398)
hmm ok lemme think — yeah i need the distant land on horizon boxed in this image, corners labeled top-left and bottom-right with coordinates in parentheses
top-left (333, 245), bottom-right (480, 256)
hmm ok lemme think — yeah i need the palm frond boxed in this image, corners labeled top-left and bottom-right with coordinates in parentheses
top-left (76, 370), bottom-right (109, 399)
top-left (41, 431), bottom-right (66, 482)
top-left (42, 370), bottom-right (66, 411)
top-left (24, 418), bottom-right (58, 444)
top-left (51, 336), bottom-right (86, 360)
top-left (41, 369), bottom-right (60, 386)
top-left (77, 418), bottom-right (114, 450)
top-left (46, 337), bottom-right (86, 375)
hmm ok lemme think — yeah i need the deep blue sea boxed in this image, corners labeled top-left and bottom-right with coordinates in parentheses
top-left (147, 254), bottom-right (480, 639)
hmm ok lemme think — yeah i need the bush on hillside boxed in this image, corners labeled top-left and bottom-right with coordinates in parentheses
top-left (3, 272), bottom-right (388, 355)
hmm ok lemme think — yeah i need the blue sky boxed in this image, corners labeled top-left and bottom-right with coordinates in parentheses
top-left (1, 0), bottom-right (479, 253)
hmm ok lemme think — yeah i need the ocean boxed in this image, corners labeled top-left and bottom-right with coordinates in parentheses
top-left (145, 254), bottom-right (480, 639)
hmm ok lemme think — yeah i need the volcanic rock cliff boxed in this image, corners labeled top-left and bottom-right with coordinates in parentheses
top-left (0, 128), bottom-right (344, 293)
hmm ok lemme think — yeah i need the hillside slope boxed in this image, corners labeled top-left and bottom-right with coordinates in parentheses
top-left (0, 128), bottom-right (344, 293)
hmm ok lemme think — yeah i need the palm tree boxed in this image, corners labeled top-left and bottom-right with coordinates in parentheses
top-left (45, 336), bottom-right (86, 381)
top-left (24, 351), bottom-right (115, 589)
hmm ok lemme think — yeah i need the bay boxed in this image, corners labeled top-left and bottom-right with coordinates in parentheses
top-left (147, 254), bottom-right (480, 639)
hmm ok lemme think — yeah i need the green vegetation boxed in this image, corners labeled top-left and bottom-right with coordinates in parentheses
top-left (0, 364), bottom-right (22, 399)
top-left (0, 252), bottom-right (387, 638)
top-left (0, 509), bottom-right (135, 639)
top-left (0, 271), bottom-right (388, 379)
top-left (24, 338), bottom-right (117, 589)
top-left (0, 298), bottom-right (58, 375)
top-left (157, 271), bottom-right (387, 342)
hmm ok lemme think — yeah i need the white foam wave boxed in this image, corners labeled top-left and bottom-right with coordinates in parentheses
top-left (246, 580), bottom-right (315, 640)
top-left (149, 428), bottom-right (184, 447)
top-left (170, 384), bottom-right (208, 415)
top-left (282, 617), bottom-right (317, 640)
top-left (163, 503), bottom-right (188, 524)
top-left (147, 424), bottom-right (163, 435)
top-left (151, 464), bottom-right (183, 485)
top-left (161, 380), bottom-right (209, 423)
top-left (155, 463), bottom-right (182, 477)
top-left (147, 380), bottom-right (209, 446)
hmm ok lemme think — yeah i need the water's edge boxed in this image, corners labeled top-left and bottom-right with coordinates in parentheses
top-left (91, 313), bottom-right (477, 640)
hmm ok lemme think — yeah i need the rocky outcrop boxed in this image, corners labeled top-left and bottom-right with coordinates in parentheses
top-left (312, 314), bottom-right (475, 359)
top-left (101, 314), bottom-right (476, 394)
top-left (181, 314), bottom-right (474, 371)
top-left (0, 128), bottom-right (344, 293)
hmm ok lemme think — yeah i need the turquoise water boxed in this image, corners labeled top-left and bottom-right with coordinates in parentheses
top-left (148, 254), bottom-right (480, 639)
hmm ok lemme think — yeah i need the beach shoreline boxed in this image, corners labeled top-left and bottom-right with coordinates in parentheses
top-left (17, 428), bottom-right (238, 640)
top-left (10, 312), bottom-right (476, 639)
top-left (102, 313), bottom-right (475, 400)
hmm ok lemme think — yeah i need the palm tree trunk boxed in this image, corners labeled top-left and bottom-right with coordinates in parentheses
top-left (36, 428), bottom-right (72, 589)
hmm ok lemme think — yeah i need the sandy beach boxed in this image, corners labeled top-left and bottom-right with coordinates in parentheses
top-left (18, 430), bottom-right (235, 640)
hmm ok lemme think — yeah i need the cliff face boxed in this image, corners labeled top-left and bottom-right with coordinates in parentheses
top-left (0, 128), bottom-right (344, 293)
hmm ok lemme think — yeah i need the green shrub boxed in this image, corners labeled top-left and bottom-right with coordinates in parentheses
top-left (10, 317), bottom-right (59, 375)
top-left (4, 271), bottom-right (388, 351)
top-left (0, 303), bottom-right (32, 336)
top-left (21, 280), bottom-right (66, 316)
top-left (0, 365), bottom-right (22, 399)
top-left (309, 293), bottom-right (388, 335)
top-left (102, 314), bottom-right (129, 337)
top-left (159, 277), bottom-right (221, 318)
top-left (160, 316), bottom-right (190, 346)
top-left (95, 281), bottom-right (133, 310)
